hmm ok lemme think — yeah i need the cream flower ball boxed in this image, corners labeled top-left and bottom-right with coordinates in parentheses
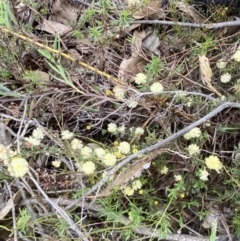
top-left (25, 137), bottom-right (41, 147)
top-left (71, 138), bottom-right (83, 150)
top-left (102, 153), bottom-right (117, 166)
top-left (199, 169), bottom-right (209, 181)
top-left (61, 130), bottom-right (74, 140)
top-left (94, 148), bottom-right (106, 160)
top-left (150, 82), bottom-right (164, 93)
top-left (81, 146), bottom-right (93, 159)
top-left (187, 144), bottom-right (200, 156)
top-left (81, 161), bottom-right (96, 174)
top-left (220, 73), bottom-right (231, 83)
top-left (32, 128), bottom-right (45, 140)
top-left (134, 73), bottom-right (147, 85)
top-left (107, 123), bottom-right (118, 134)
top-left (205, 155), bottom-right (223, 173)
top-left (183, 127), bottom-right (201, 140)
top-left (118, 141), bottom-right (130, 154)
top-left (8, 157), bottom-right (29, 177)
top-left (113, 85), bottom-right (125, 100)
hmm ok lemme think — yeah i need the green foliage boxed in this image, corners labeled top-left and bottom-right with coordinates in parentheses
top-left (209, 220), bottom-right (218, 241)
top-left (233, 215), bottom-right (240, 238)
top-left (88, 25), bottom-right (104, 43)
top-left (78, 7), bottom-right (97, 27)
top-left (0, 0), bottom-right (17, 28)
top-left (0, 83), bottom-right (22, 97)
top-left (37, 48), bottom-right (83, 94)
top-left (145, 56), bottom-right (166, 81)
top-left (116, 9), bottom-right (133, 29)
top-left (56, 218), bottom-right (70, 237)
top-left (95, 0), bottom-right (116, 14)
top-left (16, 208), bottom-right (32, 235)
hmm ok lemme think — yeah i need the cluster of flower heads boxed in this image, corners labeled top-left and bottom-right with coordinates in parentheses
top-left (0, 143), bottom-right (28, 178)
top-left (159, 127), bottom-right (224, 183)
top-left (123, 179), bottom-right (143, 196)
top-left (134, 73), bottom-right (164, 93)
top-left (25, 127), bottom-right (45, 147)
top-left (61, 129), bottom-right (137, 175)
top-left (183, 127), bottom-right (223, 181)
top-left (215, 47), bottom-right (240, 84)
top-left (0, 127), bottom-right (45, 178)
top-left (107, 123), bottom-right (145, 138)
top-left (106, 72), bottom-right (164, 109)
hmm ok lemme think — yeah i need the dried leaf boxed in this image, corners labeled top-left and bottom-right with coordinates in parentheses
top-left (175, 1), bottom-right (204, 23)
top-left (199, 54), bottom-right (212, 84)
top-left (199, 54), bottom-right (223, 97)
top-left (0, 191), bottom-right (22, 220)
top-left (132, 0), bottom-right (165, 20)
top-left (51, 1), bottom-right (78, 23)
top-left (143, 32), bottom-right (161, 55)
top-left (95, 150), bottom-right (164, 197)
top-left (133, 30), bottom-right (146, 53)
top-left (35, 20), bottom-right (72, 35)
top-left (118, 55), bottom-right (148, 81)
top-left (0, 122), bottom-right (11, 146)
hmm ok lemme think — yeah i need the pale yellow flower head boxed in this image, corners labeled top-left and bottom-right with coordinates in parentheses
top-left (186, 97), bottom-right (193, 107)
top-left (134, 73), bottom-right (147, 85)
top-left (81, 146), bottom-right (93, 159)
top-left (8, 157), bottom-right (29, 177)
top-left (107, 123), bottom-right (118, 134)
top-left (216, 59), bottom-right (227, 69)
top-left (132, 148), bottom-right (138, 154)
top-left (126, 0), bottom-right (141, 6)
top-left (71, 138), bottom-right (83, 150)
top-left (32, 128), bottom-right (45, 140)
top-left (25, 137), bottom-right (41, 147)
top-left (205, 155), bottom-right (223, 173)
top-left (102, 153), bottom-right (117, 166)
top-left (220, 73), bottom-right (231, 83)
top-left (114, 151), bottom-right (122, 158)
top-left (94, 148), bottom-right (106, 160)
top-left (139, 189), bottom-right (144, 194)
top-left (160, 166), bottom-right (169, 174)
top-left (118, 141), bottom-right (130, 154)
top-left (174, 174), bottom-right (182, 182)
top-left (0, 144), bottom-right (10, 164)
top-left (127, 99), bottom-right (138, 108)
top-left (187, 144), bottom-right (200, 156)
top-left (52, 160), bottom-right (61, 168)
top-left (113, 141), bottom-right (119, 146)
top-left (132, 179), bottom-right (142, 190)
top-left (135, 127), bottom-right (144, 136)
top-left (2, 148), bottom-right (18, 166)
top-left (233, 49), bottom-right (240, 62)
top-left (113, 85), bottom-right (125, 100)
top-left (123, 186), bottom-right (134, 196)
top-left (118, 125), bottom-right (126, 134)
top-left (61, 130), bottom-right (74, 140)
top-left (199, 169), bottom-right (209, 181)
top-left (81, 161), bottom-right (96, 174)
top-left (150, 82), bottom-right (164, 93)
top-left (183, 127), bottom-right (201, 140)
